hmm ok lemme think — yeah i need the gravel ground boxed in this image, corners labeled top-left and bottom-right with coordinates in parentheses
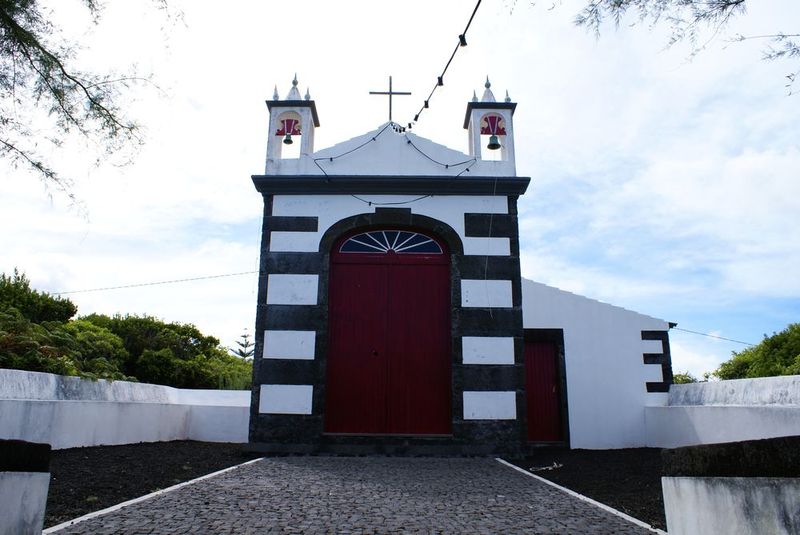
top-left (509, 448), bottom-right (665, 530)
top-left (45, 441), bottom-right (665, 531)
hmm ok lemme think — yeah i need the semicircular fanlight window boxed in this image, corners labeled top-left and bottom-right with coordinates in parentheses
top-left (340, 230), bottom-right (442, 254)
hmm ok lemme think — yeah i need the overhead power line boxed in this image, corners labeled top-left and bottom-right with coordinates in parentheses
top-left (53, 271), bottom-right (259, 295)
top-left (672, 326), bottom-right (755, 346)
top-left (53, 272), bottom-right (757, 348)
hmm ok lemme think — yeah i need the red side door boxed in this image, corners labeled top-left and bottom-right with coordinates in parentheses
top-left (525, 341), bottom-right (563, 442)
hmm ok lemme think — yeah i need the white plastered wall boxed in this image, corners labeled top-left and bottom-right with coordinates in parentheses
top-left (270, 194), bottom-right (509, 255)
top-left (262, 194), bottom-right (516, 418)
top-left (521, 279), bottom-right (670, 449)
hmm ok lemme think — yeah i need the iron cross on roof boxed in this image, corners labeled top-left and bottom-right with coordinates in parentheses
top-left (369, 76), bottom-right (411, 122)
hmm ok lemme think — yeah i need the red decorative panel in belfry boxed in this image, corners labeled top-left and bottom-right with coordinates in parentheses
top-left (325, 230), bottom-right (451, 435)
top-left (275, 118), bottom-right (301, 136)
top-left (525, 341), bottom-right (563, 442)
top-left (480, 114), bottom-right (506, 136)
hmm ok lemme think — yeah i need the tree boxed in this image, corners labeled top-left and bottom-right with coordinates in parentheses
top-left (574, 0), bottom-right (799, 91)
top-left (230, 330), bottom-right (254, 360)
top-left (82, 313), bottom-right (252, 389)
top-left (0, 268), bottom-right (77, 323)
top-left (672, 371), bottom-right (698, 384)
top-left (0, 0), bottom-right (170, 199)
top-left (714, 323), bottom-right (800, 379)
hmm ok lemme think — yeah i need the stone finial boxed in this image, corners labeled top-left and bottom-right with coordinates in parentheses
top-left (505, 90), bottom-right (511, 103)
top-left (286, 73), bottom-right (302, 100)
top-left (304, 88), bottom-right (311, 101)
top-left (273, 85), bottom-right (279, 100)
top-left (481, 76), bottom-right (496, 102)
top-left (472, 90), bottom-right (478, 102)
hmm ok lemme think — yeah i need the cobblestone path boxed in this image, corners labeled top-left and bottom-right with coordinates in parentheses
top-left (51, 457), bottom-right (657, 534)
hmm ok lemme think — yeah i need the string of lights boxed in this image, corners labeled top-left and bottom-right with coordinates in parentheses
top-left (349, 194), bottom-right (432, 207)
top-left (309, 121), bottom-right (479, 205)
top-left (403, 135), bottom-right (475, 169)
top-left (312, 122), bottom-right (394, 171)
top-left (408, 0), bottom-right (482, 129)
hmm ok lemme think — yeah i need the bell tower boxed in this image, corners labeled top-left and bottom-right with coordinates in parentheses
top-left (265, 75), bottom-right (320, 165)
top-left (464, 77), bottom-right (516, 167)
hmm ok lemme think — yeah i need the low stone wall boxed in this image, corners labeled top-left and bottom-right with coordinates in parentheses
top-left (645, 375), bottom-right (800, 448)
top-left (0, 370), bottom-right (250, 449)
top-left (661, 437), bottom-right (800, 535)
top-left (667, 375), bottom-right (800, 406)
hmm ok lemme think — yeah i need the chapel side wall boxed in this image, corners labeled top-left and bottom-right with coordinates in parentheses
top-left (250, 193), bottom-right (529, 453)
top-left (521, 279), bottom-right (671, 449)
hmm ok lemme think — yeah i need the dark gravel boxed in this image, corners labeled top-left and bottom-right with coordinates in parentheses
top-left (509, 448), bottom-right (665, 530)
top-left (46, 441), bottom-right (665, 531)
top-left (45, 441), bottom-right (260, 528)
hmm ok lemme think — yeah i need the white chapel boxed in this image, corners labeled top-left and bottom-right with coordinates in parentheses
top-left (248, 76), bottom-right (674, 454)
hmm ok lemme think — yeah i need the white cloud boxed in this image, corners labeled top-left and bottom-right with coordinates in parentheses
top-left (2, 0), bottom-right (798, 355)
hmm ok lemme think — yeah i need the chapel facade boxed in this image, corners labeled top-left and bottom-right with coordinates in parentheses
top-left (249, 77), bottom-right (673, 454)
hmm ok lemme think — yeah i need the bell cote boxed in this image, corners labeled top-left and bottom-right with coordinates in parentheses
top-left (266, 75), bottom-right (320, 163)
top-left (464, 77), bottom-right (516, 166)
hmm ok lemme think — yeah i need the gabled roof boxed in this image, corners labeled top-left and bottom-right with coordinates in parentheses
top-left (313, 123), bottom-right (477, 177)
top-left (263, 122), bottom-right (517, 178)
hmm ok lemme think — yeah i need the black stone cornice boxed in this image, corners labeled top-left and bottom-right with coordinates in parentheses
top-left (463, 101), bottom-right (517, 129)
top-left (266, 100), bottom-right (320, 126)
top-left (251, 175), bottom-right (531, 196)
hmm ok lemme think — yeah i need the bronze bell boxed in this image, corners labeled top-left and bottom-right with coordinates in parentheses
top-left (283, 133), bottom-right (293, 145)
top-left (487, 134), bottom-right (501, 150)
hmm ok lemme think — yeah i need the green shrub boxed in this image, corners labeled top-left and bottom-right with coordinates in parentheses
top-left (715, 323), bottom-right (800, 380)
top-left (1, 271), bottom-right (251, 389)
top-left (0, 270), bottom-right (77, 323)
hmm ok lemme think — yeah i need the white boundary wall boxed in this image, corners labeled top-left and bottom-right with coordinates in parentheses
top-left (0, 370), bottom-right (249, 449)
top-left (662, 477), bottom-right (800, 535)
top-left (646, 375), bottom-right (800, 448)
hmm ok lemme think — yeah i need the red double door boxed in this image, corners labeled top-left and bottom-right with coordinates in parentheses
top-left (325, 230), bottom-right (451, 435)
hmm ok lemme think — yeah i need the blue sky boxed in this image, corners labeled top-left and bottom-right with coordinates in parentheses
top-left (1, 0), bottom-right (798, 377)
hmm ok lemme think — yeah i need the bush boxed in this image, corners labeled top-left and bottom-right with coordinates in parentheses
top-left (0, 271), bottom-right (251, 389)
top-left (84, 313), bottom-right (252, 389)
top-left (0, 307), bottom-right (79, 376)
top-left (0, 270), bottom-right (77, 323)
top-left (672, 371), bottom-right (698, 384)
top-left (715, 323), bottom-right (800, 380)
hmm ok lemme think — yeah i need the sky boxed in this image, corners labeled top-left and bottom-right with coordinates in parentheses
top-left (2, 0), bottom-right (798, 377)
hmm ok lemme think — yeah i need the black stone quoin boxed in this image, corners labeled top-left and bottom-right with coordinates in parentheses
top-left (248, 177), bottom-right (535, 454)
top-left (0, 439), bottom-right (51, 473)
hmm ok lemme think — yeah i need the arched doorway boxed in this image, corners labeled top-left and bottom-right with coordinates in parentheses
top-left (324, 228), bottom-right (451, 435)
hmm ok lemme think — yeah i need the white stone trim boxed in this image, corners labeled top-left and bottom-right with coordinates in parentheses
top-left (462, 391), bottom-right (517, 420)
top-left (461, 280), bottom-right (513, 308)
top-left (263, 330), bottom-right (316, 360)
top-left (463, 237), bottom-right (511, 256)
top-left (269, 231), bottom-right (319, 252)
top-left (266, 274), bottom-right (318, 305)
top-left (462, 336), bottom-right (515, 365)
top-left (258, 384), bottom-right (313, 414)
